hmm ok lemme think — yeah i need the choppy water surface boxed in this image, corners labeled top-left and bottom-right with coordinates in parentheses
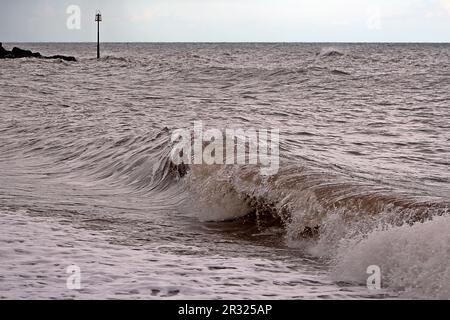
top-left (0, 43), bottom-right (449, 299)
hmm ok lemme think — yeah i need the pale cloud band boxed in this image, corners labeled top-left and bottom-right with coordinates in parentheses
top-left (0, 0), bottom-right (449, 42)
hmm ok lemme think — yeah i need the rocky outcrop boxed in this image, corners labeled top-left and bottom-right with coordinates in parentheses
top-left (0, 43), bottom-right (76, 62)
top-left (11, 47), bottom-right (42, 58)
top-left (0, 43), bottom-right (8, 58)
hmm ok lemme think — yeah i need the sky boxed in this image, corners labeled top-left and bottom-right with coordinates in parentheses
top-left (1, 0), bottom-right (450, 42)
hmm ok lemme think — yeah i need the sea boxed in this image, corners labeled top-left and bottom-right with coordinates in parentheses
top-left (0, 43), bottom-right (449, 299)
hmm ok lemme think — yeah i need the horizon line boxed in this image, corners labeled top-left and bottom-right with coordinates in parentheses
top-left (3, 41), bottom-right (450, 44)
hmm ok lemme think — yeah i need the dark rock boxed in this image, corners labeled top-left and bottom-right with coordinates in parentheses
top-left (0, 42), bottom-right (9, 58)
top-left (12, 47), bottom-right (41, 58)
top-left (0, 43), bottom-right (76, 62)
top-left (0, 43), bottom-right (5, 53)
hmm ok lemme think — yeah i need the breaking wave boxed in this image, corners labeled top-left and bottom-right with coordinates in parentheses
top-left (2, 111), bottom-right (449, 299)
top-left (173, 145), bottom-right (449, 299)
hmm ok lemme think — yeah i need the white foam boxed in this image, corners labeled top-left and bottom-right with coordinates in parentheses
top-left (331, 214), bottom-right (450, 299)
top-left (181, 165), bottom-right (253, 221)
top-left (182, 163), bottom-right (450, 299)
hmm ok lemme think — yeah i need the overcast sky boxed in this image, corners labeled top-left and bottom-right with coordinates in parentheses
top-left (1, 0), bottom-right (450, 42)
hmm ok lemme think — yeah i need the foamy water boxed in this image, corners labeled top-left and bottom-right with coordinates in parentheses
top-left (0, 43), bottom-right (449, 299)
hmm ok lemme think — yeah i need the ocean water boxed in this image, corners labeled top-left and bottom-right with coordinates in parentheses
top-left (0, 43), bottom-right (449, 299)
